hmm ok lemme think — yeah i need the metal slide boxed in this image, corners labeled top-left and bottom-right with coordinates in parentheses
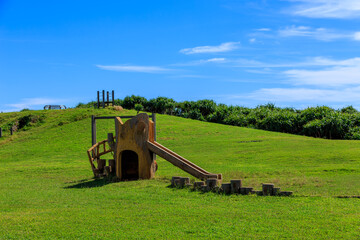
top-left (146, 141), bottom-right (222, 181)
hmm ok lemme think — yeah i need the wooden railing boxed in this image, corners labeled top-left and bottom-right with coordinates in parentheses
top-left (87, 139), bottom-right (113, 176)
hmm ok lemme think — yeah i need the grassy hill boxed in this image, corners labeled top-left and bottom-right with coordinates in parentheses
top-left (1, 108), bottom-right (359, 239)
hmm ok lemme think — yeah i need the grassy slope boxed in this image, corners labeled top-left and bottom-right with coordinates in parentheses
top-left (0, 108), bottom-right (359, 239)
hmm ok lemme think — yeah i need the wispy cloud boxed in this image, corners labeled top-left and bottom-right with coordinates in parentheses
top-left (179, 42), bottom-right (240, 54)
top-left (248, 87), bottom-right (360, 103)
top-left (96, 64), bottom-right (172, 73)
top-left (256, 28), bottom-right (271, 32)
top-left (284, 64), bottom-right (360, 87)
top-left (288, 0), bottom-right (360, 19)
top-left (222, 87), bottom-right (360, 106)
top-left (278, 25), bottom-right (358, 41)
top-left (4, 98), bottom-right (69, 112)
top-left (173, 58), bottom-right (227, 66)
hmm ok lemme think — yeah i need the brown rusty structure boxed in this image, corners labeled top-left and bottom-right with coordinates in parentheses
top-left (87, 113), bottom-right (222, 181)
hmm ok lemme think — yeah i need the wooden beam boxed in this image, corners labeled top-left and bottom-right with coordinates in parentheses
top-left (91, 115), bottom-right (96, 146)
top-left (146, 141), bottom-right (219, 180)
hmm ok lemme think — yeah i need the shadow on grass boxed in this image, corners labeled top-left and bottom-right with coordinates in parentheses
top-left (65, 178), bottom-right (115, 189)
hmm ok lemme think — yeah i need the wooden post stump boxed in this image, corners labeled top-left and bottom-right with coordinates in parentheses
top-left (104, 166), bottom-right (111, 176)
top-left (179, 177), bottom-right (190, 187)
top-left (0, 127), bottom-right (2, 137)
top-left (193, 181), bottom-right (205, 189)
top-left (200, 185), bottom-right (209, 192)
top-left (98, 159), bottom-right (106, 173)
top-left (272, 187), bottom-right (281, 196)
top-left (171, 176), bottom-right (181, 187)
top-left (230, 179), bottom-right (242, 193)
top-left (240, 187), bottom-right (253, 195)
top-left (109, 159), bottom-right (116, 173)
top-left (206, 178), bottom-right (218, 190)
top-left (221, 183), bottom-right (231, 194)
top-left (174, 179), bottom-right (181, 187)
top-left (262, 183), bottom-right (274, 196)
top-left (280, 191), bottom-right (293, 196)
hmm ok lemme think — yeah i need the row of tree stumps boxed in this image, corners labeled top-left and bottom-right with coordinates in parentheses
top-left (171, 177), bottom-right (293, 196)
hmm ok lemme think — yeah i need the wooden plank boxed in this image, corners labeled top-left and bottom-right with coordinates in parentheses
top-left (146, 141), bottom-right (219, 180)
top-left (149, 141), bottom-right (211, 175)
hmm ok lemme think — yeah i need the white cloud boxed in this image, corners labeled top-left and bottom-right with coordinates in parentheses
top-left (179, 42), bottom-right (240, 54)
top-left (205, 58), bottom-right (226, 62)
top-left (283, 57), bottom-right (360, 87)
top-left (354, 32), bottom-right (360, 40)
top-left (249, 38), bottom-right (257, 43)
top-left (96, 65), bottom-right (171, 73)
top-left (256, 28), bottom-right (271, 31)
top-left (4, 98), bottom-right (68, 112)
top-left (284, 66), bottom-right (360, 87)
top-left (247, 87), bottom-right (360, 103)
top-left (278, 25), bottom-right (355, 41)
top-left (172, 58), bottom-right (227, 66)
top-left (223, 87), bottom-right (360, 105)
top-left (288, 0), bottom-right (360, 19)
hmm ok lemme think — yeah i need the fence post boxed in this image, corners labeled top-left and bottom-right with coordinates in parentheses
top-left (112, 90), bottom-right (115, 106)
top-left (151, 113), bottom-right (157, 160)
top-left (10, 127), bottom-right (13, 135)
top-left (91, 115), bottom-right (96, 146)
top-left (107, 91), bottom-right (109, 106)
top-left (0, 127), bottom-right (2, 137)
top-left (152, 113), bottom-right (156, 142)
top-left (97, 91), bottom-right (100, 109)
top-left (102, 90), bottom-right (105, 108)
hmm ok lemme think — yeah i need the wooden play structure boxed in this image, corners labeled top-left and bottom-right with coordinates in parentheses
top-left (87, 113), bottom-right (222, 181)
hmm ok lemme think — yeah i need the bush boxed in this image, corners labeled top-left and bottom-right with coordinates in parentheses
top-left (259, 111), bottom-right (299, 133)
top-left (145, 97), bottom-right (176, 114)
top-left (122, 95), bottom-right (147, 110)
top-left (303, 112), bottom-right (351, 139)
top-left (134, 104), bottom-right (144, 114)
top-left (77, 95), bottom-right (360, 140)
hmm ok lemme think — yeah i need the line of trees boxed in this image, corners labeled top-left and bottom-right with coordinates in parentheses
top-left (76, 95), bottom-right (360, 140)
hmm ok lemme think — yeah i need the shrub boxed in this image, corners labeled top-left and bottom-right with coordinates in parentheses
top-left (122, 95), bottom-right (147, 109)
top-left (134, 104), bottom-right (144, 114)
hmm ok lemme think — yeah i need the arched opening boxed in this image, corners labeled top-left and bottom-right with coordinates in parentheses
top-left (121, 150), bottom-right (139, 180)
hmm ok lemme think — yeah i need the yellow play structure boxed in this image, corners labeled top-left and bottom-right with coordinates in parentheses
top-left (87, 113), bottom-right (222, 181)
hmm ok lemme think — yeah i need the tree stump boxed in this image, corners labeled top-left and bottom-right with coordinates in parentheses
top-left (280, 191), bottom-right (293, 196)
top-left (262, 183), bottom-right (275, 196)
top-left (206, 178), bottom-right (218, 190)
top-left (230, 179), bottom-right (242, 193)
top-left (272, 187), bottom-right (281, 196)
top-left (240, 187), bottom-right (253, 195)
top-left (104, 166), bottom-right (111, 176)
top-left (201, 185), bottom-right (210, 192)
top-left (174, 179), bottom-right (181, 187)
top-left (97, 159), bottom-right (106, 173)
top-left (221, 183), bottom-right (231, 194)
top-left (193, 181), bottom-right (205, 189)
top-left (171, 176), bottom-right (181, 187)
top-left (179, 177), bottom-right (190, 186)
top-left (109, 159), bottom-right (116, 173)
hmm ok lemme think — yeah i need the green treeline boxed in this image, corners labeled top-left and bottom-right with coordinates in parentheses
top-left (77, 95), bottom-right (360, 140)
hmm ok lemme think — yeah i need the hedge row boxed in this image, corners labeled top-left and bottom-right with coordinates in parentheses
top-left (76, 96), bottom-right (360, 140)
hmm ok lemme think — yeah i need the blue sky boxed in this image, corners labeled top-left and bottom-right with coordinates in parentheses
top-left (2, 0), bottom-right (360, 112)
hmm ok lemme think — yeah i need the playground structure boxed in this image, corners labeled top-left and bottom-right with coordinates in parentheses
top-left (87, 113), bottom-right (222, 181)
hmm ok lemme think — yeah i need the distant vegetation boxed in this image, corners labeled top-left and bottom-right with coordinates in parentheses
top-left (76, 95), bottom-right (360, 140)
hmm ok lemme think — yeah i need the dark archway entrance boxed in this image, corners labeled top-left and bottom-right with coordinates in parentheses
top-left (121, 150), bottom-right (139, 180)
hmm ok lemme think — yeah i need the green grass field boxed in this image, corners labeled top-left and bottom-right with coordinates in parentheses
top-left (1, 108), bottom-right (359, 239)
